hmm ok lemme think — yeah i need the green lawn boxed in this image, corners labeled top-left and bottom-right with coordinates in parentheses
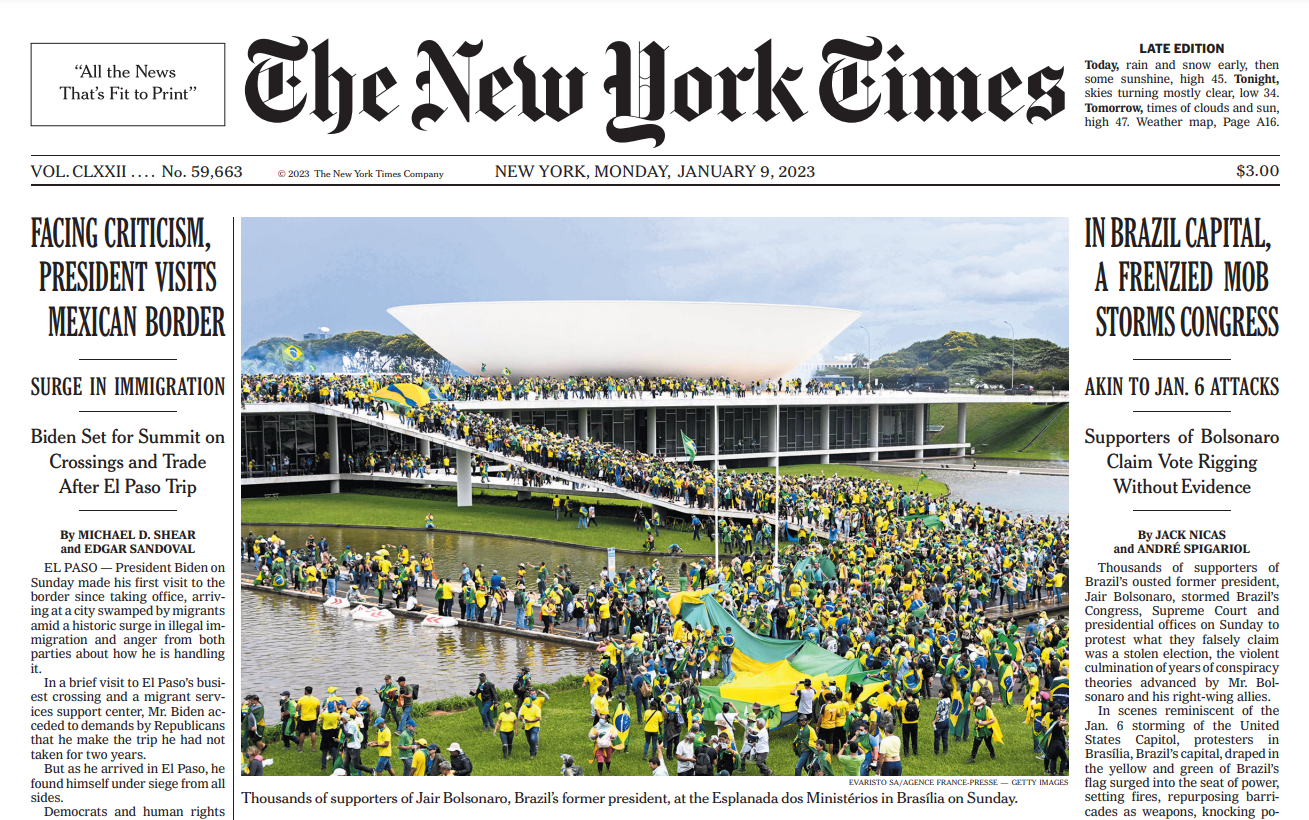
top-left (258, 681), bottom-right (1048, 777)
top-left (242, 464), bottom-right (951, 556)
top-left (243, 491), bottom-right (777, 556)
top-left (930, 403), bottom-right (1069, 461)
top-left (243, 492), bottom-right (705, 553)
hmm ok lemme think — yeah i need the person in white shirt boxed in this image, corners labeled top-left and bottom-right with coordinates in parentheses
top-left (792, 679), bottom-right (816, 720)
top-left (648, 745), bottom-right (668, 776)
top-left (675, 735), bottom-right (696, 776)
top-left (714, 703), bottom-right (742, 733)
top-left (341, 713), bottom-right (364, 775)
top-left (741, 718), bottom-right (772, 776)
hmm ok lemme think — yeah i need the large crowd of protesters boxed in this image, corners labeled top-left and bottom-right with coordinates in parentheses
top-left (242, 371), bottom-right (1068, 777)
top-left (244, 471), bottom-right (1069, 776)
top-left (244, 373), bottom-right (955, 523)
top-left (243, 373), bottom-right (887, 406)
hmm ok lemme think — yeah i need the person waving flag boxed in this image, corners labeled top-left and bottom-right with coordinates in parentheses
top-left (680, 431), bottom-right (697, 464)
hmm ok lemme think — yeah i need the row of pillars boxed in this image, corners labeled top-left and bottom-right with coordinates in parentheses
top-left (322, 415), bottom-right (474, 505)
top-left (632, 402), bottom-right (970, 465)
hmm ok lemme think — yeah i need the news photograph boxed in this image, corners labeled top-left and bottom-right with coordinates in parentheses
top-left (235, 216), bottom-right (1070, 777)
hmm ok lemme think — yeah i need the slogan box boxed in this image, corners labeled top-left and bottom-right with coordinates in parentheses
top-left (31, 42), bottom-right (225, 126)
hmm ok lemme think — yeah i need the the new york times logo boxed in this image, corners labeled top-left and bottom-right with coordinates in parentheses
top-left (245, 36), bottom-right (1064, 145)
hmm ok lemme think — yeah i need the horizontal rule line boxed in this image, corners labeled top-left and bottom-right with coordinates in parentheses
top-left (79, 509), bottom-right (178, 513)
top-left (79, 409), bottom-right (177, 413)
top-left (1132, 410), bottom-right (1231, 413)
top-left (31, 183), bottom-right (1282, 188)
top-left (29, 153), bottom-right (1282, 158)
top-left (1131, 358), bottom-right (1231, 361)
top-left (1133, 509), bottom-right (1231, 512)
top-left (80, 357), bottom-right (177, 361)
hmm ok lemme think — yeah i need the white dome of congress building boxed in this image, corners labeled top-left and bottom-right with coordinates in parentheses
top-left (387, 301), bottom-right (860, 382)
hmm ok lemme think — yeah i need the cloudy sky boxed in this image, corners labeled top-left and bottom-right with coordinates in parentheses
top-left (241, 217), bottom-right (1068, 359)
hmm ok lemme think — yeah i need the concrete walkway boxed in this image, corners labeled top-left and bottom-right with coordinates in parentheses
top-left (244, 401), bottom-right (777, 522)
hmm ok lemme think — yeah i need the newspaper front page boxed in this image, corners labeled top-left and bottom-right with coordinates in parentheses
top-left (9, 0), bottom-right (1302, 817)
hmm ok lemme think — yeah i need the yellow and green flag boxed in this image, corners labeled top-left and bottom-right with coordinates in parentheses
top-left (280, 343), bottom-right (305, 367)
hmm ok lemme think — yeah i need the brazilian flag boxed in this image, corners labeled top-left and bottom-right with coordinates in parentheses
top-left (280, 343), bottom-right (305, 368)
top-left (680, 431), bottom-right (697, 463)
top-left (612, 703), bottom-right (631, 751)
top-left (950, 657), bottom-right (972, 687)
top-left (948, 685), bottom-right (968, 739)
top-left (1050, 674), bottom-right (1069, 707)
top-left (902, 668), bottom-right (922, 695)
top-left (272, 573), bottom-right (286, 589)
top-left (990, 632), bottom-right (1023, 674)
top-left (998, 661), bottom-right (1016, 707)
top-left (1033, 709), bottom-right (1052, 756)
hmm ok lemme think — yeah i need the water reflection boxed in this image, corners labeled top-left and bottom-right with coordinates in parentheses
top-left (241, 589), bottom-right (594, 702)
top-left (241, 526), bottom-right (628, 579)
top-left (866, 463), bottom-right (1068, 517)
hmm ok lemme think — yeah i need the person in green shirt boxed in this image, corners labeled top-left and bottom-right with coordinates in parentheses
top-left (396, 720), bottom-right (416, 776)
top-left (811, 739), bottom-right (835, 776)
top-left (437, 578), bottom-right (454, 616)
top-left (792, 714), bottom-right (817, 775)
top-left (377, 675), bottom-right (399, 726)
top-left (967, 696), bottom-right (998, 763)
top-left (243, 694), bottom-right (265, 752)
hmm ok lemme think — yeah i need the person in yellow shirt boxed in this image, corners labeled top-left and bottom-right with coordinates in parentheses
top-left (518, 690), bottom-right (547, 760)
top-left (875, 686), bottom-right (898, 715)
top-left (295, 686), bottom-right (320, 752)
top-left (641, 701), bottom-right (664, 758)
top-left (368, 717), bottom-right (394, 775)
top-left (411, 738), bottom-right (431, 775)
top-left (540, 598), bottom-right (556, 633)
top-left (591, 686), bottom-right (611, 726)
top-left (583, 667), bottom-right (606, 697)
top-left (496, 702), bottom-right (519, 759)
top-left (820, 692), bottom-right (852, 750)
top-left (317, 704), bottom-right (341, 772)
